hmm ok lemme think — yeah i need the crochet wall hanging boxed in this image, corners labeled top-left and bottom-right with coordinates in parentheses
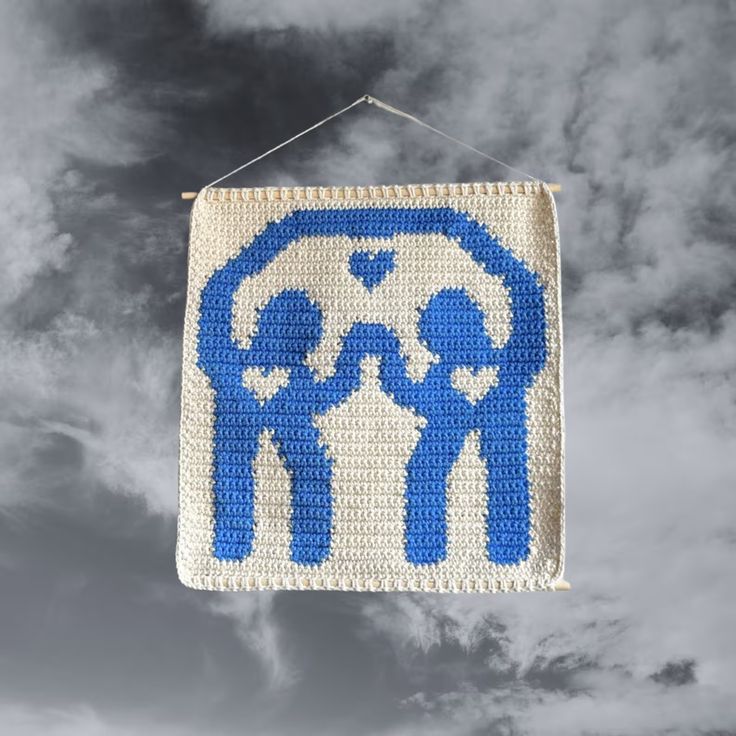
top-left (177, 96), bottom-right (567, 593)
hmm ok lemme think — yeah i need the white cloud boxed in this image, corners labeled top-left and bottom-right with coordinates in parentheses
top-left (207, 592), bottom-right (297, 688)
top-left (0, 3), bottom-right (143, 309)
top-left (0, 4), bottom-right (177, 513)
top-left (390, 673), bottom-right (736, 736)
top-left (0, 313), bottom-right (180, 512)
top-left (0, 703), bottom-right (197, 736)
top-left (198, 0), bottom-right (428, 33)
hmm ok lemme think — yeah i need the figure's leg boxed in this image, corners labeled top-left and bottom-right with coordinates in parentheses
top-left (212, 399), bottom-right (261, 560)
top-left (274, 419), bottom-right (333, 566)
top-left (478, 387), bottom-right (532, 564)
top-left (404, 422), bottom-right (466, 565)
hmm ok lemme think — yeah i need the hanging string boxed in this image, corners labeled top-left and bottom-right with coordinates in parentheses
top-left (204, 94), bottom-right (543, 188)
top-left (205, 96), bottom-right (365, 188)
top-left (364, 96), bottom-right (542, 182)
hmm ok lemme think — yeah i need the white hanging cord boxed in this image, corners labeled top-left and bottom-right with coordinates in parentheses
top-left (204, 96), bottom-right (366, 188)
top-left (204, 94), bottom-right (543, 188)
top-left (364, 95), bottom-right (542, 182)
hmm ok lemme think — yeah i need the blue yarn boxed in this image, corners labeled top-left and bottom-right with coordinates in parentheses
top-left (348, 249), bottom-right (396, 290)
top-left (197, 207), bottom-right (546, 566)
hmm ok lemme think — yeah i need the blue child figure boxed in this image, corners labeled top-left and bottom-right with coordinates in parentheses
top-left (378, 283), bottom-right (546, 566)
top-left (197, 288), bottom-right (361, 565)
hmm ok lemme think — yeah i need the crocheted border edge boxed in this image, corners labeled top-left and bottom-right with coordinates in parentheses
top-left (177, 571), bottom-right (567, 593)
top-left (197, 180), bottom-right (550, 203)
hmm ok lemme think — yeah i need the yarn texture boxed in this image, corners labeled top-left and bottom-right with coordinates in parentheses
top-left (177, 182), bottom-right (564, 592)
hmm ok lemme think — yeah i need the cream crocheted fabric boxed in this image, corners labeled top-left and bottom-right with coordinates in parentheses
top-left (177, 182), bottom-right (564, 592)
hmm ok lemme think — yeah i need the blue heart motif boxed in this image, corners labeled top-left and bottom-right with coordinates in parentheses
top-left (349, 249), bottom-right (396, 291)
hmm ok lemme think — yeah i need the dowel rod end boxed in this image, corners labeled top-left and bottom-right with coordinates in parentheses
top-left (552, 579), bottom-right (572, 592)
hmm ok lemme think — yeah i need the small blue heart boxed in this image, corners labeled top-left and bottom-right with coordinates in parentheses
top-left (349, 249), bottom-right (396, 291)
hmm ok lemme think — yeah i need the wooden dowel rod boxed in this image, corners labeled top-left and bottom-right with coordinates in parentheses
top-left (181, 183), bottom-right (561, 200)
top-left (553, 579), bottom-right (572, 591)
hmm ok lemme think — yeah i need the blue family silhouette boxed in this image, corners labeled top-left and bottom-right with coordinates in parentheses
top-left (197, 207), bottom-right (547, 567)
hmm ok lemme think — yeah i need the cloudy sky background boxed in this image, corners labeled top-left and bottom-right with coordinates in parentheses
top-left (1, 1), bottom-right (735, 733)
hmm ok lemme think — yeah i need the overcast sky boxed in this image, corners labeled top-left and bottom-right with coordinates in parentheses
top-left (1, 1), bottom-right (735, 734)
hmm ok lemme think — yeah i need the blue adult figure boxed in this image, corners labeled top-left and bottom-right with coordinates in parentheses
top-left (198, 288), bottom-right (361, 565)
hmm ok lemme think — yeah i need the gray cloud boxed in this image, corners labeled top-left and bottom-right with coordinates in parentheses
top-left (0, 3), bottom-right (148, 310)
top-left (0, 704), bottom-right (193, 736)
top-left (1, 1), bottom-right (735, 734)
top-left (198, 0), bottom-right (431, 33)
top-left (0, 1), bottom-right (184, 512)
top-left (651, 659), bottom-right (697, 687)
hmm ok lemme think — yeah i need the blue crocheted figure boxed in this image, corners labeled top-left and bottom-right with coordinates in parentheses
top-left (375, 288), bottom-right (545, 565)
top-left (199, 289), bottom-right (361, 565)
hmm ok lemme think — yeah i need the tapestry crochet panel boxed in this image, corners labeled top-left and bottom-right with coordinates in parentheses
top-left (177, 182), bottom-right (564, 592)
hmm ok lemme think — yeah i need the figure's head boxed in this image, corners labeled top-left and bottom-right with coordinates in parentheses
top-left (419, 289), bottom-right (495, 368)
top-left (247, 290), bottom-right (322, 368)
